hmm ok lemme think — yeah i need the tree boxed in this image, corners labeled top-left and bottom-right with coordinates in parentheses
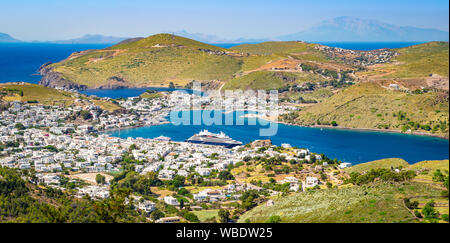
top-left (218, 171), bottom-right (234, 181)
top-left (240, 190), bottom-right (259, 210)
top-left (128, 144), bottom-right (137, 151)
top-left (93, 188), bottom-right (132, 223)
top-left (150, 209), bottom-right (165, 220)
top-left (444, 175), bottom-right (449, 190)
top-left (331, 121), bottom-right (338, 127)
top-left (404, 198), bottom-right (419, 210)
top-left (179, 199), bottom-right (184, 209)
top-left (218, 209), bottom-right (230, 223)
top-left (182, 212), bottom-right (199, 223)
top-left (80, 110), bottom-right (92, 120)
top-left (178, 188), bottom-right (190, 197)
top-left (432, 169), bottom-right (446, 182)
top-left (171, 175), bottom-right (186, 188)
top-left (43, 145), bottom-right (58, 152)
top-left (96, 174), bottom-right (106, 185)
top-left (422, 201), bottom-right (438, 219)
top-left (14, 123), bottom-right (26, 130)
top-left (267, 215), bottom-right (281, 223)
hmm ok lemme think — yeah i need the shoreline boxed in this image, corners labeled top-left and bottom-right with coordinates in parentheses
top-left (243, 113), bottom-right (449, 140)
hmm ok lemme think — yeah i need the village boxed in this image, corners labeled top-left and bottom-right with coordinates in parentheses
top-left (0, 88), bottom-right (353, 223)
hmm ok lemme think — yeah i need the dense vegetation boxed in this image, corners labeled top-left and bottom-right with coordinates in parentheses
top-left (239, 159), bottom-right (449, 223)
top-left (0, 166), bottom-right (143, 222)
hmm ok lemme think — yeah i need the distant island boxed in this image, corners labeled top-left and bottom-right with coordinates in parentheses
top-left (50, 34), bottom-right (130, 44)
top-left (0, 32), bottom-right (21, 43)
top-left (277, 16), bottom-right (450, 42)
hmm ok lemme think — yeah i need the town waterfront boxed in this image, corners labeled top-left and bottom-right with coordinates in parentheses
top-left (108, 110), bottom-right (450, 164)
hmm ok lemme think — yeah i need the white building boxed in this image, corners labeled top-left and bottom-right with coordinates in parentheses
top-left (302, 177), bottom-right (319, 191)
top-left (138, 201), bottom-right (156, 213)
top-left (164, 196), bottom-right (179, 206)
top-left (338, 162), bottom-right (352, 169)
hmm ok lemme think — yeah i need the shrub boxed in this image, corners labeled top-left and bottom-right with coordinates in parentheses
top-left (422, 201), bottom-right (438, 219)
top-left (266, 215), bottom-right (281, 223)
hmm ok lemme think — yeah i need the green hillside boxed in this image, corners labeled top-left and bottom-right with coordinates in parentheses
top-left (0, 83), bottom-right (121, 111)
top-left (238, 182), bottom-right (442, 223)
top-left (346, 158), bottom-right (410, 174)
top-left (392, 41), bottom-right (449, 78)
top-left (223, 71), bottom-right (325, 91)
top-left (347, 158), bottom-right (449, 174)
top-left (284, 82), bottom-right (449, 137)
top-left (46, 34), bottom-right (242, 89)
top-left (109, 33), bottom-right (226, 51)
top-left (44, 37), bottom-right (345, 90)
top-left (409, 160), bottom-right (449, 171)
top-left (231, 41), bottom-right (318, 55)
top-left (239, 159), bottom-right (449, 223)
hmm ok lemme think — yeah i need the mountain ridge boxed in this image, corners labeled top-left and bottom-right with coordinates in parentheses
top-left (0, 32), bottom-right (21, 43)
top-left (50, 34), bottom-right (129, 44)
top-left (278, 16), bottom-right (449, 42)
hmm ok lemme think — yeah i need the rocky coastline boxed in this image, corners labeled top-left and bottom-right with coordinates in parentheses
top-left (38, 62), bottom-right (88, 90)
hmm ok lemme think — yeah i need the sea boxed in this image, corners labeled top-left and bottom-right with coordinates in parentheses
top-left (0, 41), bottom-right (448, 164)
top-left (0, 43), bottom-right (110, 84)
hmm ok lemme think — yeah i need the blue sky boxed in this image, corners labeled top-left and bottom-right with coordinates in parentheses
top-left (1, 0), bottom-right (448, 41)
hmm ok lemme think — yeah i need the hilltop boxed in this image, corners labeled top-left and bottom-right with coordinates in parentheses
top-left (39, 34), bottom-right (244, 89)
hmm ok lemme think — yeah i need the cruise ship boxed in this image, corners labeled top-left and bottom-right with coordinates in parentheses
top-left (185, 130), bottom-right (243, 148)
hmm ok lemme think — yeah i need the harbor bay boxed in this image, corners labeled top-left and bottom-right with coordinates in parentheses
top-left (108, 110), bottom-right (450, 164)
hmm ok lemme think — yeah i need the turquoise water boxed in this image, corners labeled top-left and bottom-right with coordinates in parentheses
top-left (107, 110), bottom-right (449, 164)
